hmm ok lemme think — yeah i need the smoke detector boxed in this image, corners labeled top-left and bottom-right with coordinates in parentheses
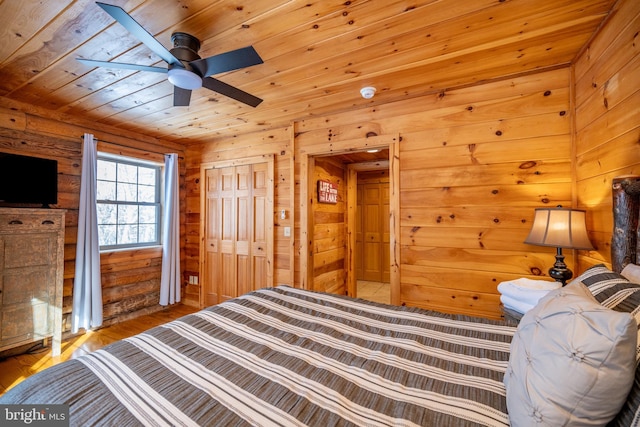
top-left (360, 86), bottom-right (376, 99)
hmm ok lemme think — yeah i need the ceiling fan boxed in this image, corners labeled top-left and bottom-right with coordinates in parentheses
top-left (76, 2), bottom-right (263, 107)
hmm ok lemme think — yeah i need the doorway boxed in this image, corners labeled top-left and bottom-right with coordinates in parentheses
top-left (356, 170), bottom-right (390, 304)
top-left (299, 134), bottom-right (400, 305)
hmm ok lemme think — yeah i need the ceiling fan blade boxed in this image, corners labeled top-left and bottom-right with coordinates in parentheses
top-left (173, 86), bottom-right (192, 106)
top-left (202, 77), bottom-right (262, 107)
top-left (76, 58), bottom-right (168, 73)
top-left (96, 2), bottom-right (182, 67)
top-left (190, 46), bottom-right (263, 77)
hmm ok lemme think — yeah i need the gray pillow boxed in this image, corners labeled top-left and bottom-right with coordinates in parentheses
top-left (504, 280), bottom-right (637, 426)
top-left (572, 264), bottom-right (640, 426)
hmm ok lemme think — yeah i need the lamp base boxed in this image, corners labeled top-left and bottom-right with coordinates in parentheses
top-left (549, 247), bottom-right (573, 286)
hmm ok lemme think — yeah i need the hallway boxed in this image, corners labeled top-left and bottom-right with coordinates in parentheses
top-left (357, 280), bottom-right (390, 304)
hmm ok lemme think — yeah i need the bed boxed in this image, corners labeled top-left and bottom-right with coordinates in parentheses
top-left (1, 176), bottom-right (640, 427)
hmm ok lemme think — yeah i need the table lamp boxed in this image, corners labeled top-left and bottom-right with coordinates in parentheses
top-left (524, 206), bottom-right (594, 285)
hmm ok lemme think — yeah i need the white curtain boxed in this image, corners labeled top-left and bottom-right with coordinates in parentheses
top-left (160, 153), bottom-right (181, 305)
top-left (72, 133), bottom-right (103, 333)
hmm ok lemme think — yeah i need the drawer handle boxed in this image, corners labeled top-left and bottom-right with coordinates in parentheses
top-left (8, 220), bottom-right (23, 225)
top-left (42, 220), bottom-right (55, 225)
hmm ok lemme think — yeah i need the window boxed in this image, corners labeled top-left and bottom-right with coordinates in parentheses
top-left (96, 155), bottom-right (161, 250)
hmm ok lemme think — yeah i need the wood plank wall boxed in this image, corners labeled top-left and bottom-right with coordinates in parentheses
top-left (185, 67), bottom-right (580, 319)
top-left (574, 0), bottom-right (640, 270)
top-left (312, 157), bottom-right (347, 295)
top-left (184, 126), bottom-right (294, 305)
top-left (181, 0), bottom-right (637, 318)
top-left (0, 99), bottom-right (187, 336)
top-left (295, 68), bottom-right (573, 319)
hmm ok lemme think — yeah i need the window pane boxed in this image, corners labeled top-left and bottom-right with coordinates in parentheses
top-left (138, 184), bottom-right (155, 203)
top-left (97, 154), bottom-right (161, 250)
top-left (97, 181), bottom-right (116, 201)
top-left (117, 183), bottom-right (138, 202)
top-left (118, 163), bottom-right (137, 184)
top-left (97, 160), bottom-right (116, 181)
top-left (138, 167), bottom-right (156, 186)
top-left (139, 224), bottom-right (156, 243)
top-left (97, 203), bottom-right (117, 224)
top-left (139, 206), bottom-right (156, 224)
top-left (99, 225), bottom-right (116, 246)
top-left (118, 204), bottom-right (138, 224)
top-left (117, 224), bottom-right (138, 244)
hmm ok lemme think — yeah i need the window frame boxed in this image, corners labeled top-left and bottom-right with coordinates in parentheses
top-left (96, 153), bottom-right (163, 251)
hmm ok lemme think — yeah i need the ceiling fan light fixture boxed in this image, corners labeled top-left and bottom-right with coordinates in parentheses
top-left (78, 3), bottom-right (263, 107)
top-left (167, 68), bottom-right (202, 90)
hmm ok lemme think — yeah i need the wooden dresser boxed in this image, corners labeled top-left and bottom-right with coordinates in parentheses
top-left (0, 208), bottom-right (65, 356)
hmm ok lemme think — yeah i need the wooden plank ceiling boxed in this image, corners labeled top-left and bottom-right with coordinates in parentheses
top-left (0, 0), bottom-right (615, 145)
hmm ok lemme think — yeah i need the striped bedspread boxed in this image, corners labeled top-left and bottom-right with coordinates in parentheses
top-left (1, 286), bottom-right (515, 426)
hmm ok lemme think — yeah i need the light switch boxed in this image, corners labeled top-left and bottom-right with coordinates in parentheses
top-left (284, 226), bottom-right (291, 237)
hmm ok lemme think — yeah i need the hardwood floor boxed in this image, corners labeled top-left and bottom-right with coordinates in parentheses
top-left (0, 303), bottom-right (197, 398)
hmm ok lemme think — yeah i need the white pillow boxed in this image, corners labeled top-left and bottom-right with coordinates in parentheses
top-left (504, 280), bottom-right (637, 426)
top-left (621, 263), bottom-right (640, 284)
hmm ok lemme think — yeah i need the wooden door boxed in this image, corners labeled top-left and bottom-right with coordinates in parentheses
top-left (355, 184), bottom-right (364, 279)
top-left (202, 159), bottom-right (273, 306)
top-left (203, 167), bottom-right (222, 306)
top-left (251, 163), bottom-right (269, 291)
top-left (234, 164), bottom-right (251, 298)
top-left (357, 180), bottom-right (390, 282)
top-left (362, 183), bottom-right (382, 281)
top-left (381, 184), bottom-right (390, 282)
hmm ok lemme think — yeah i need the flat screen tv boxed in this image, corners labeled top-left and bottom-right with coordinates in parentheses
top-left (0, 152), bottom-right (58, 207)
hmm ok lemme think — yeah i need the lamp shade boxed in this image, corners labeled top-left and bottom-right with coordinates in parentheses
top-left (524, 207), bottom-right (594, 250)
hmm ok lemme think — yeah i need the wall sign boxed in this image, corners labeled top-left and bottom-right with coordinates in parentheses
top-left (317, 179), bottom-right (338, 204)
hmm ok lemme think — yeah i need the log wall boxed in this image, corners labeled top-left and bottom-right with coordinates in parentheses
top-left (0, 99), bottom-right (187, 335)
top-left (574, 0), bottom-right (640, 271)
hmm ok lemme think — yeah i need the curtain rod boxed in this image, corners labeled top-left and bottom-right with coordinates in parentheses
top-left (79, 136), bottom-right (184, 160)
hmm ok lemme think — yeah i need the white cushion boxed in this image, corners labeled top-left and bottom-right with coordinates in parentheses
top-left (504, 280), bottom-right (637, 426)
top-left (621, 263), bottom-right (640, 284)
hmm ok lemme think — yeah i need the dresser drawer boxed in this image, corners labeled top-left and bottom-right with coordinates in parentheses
top-left (0, 213), bottom-right (63, 232)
